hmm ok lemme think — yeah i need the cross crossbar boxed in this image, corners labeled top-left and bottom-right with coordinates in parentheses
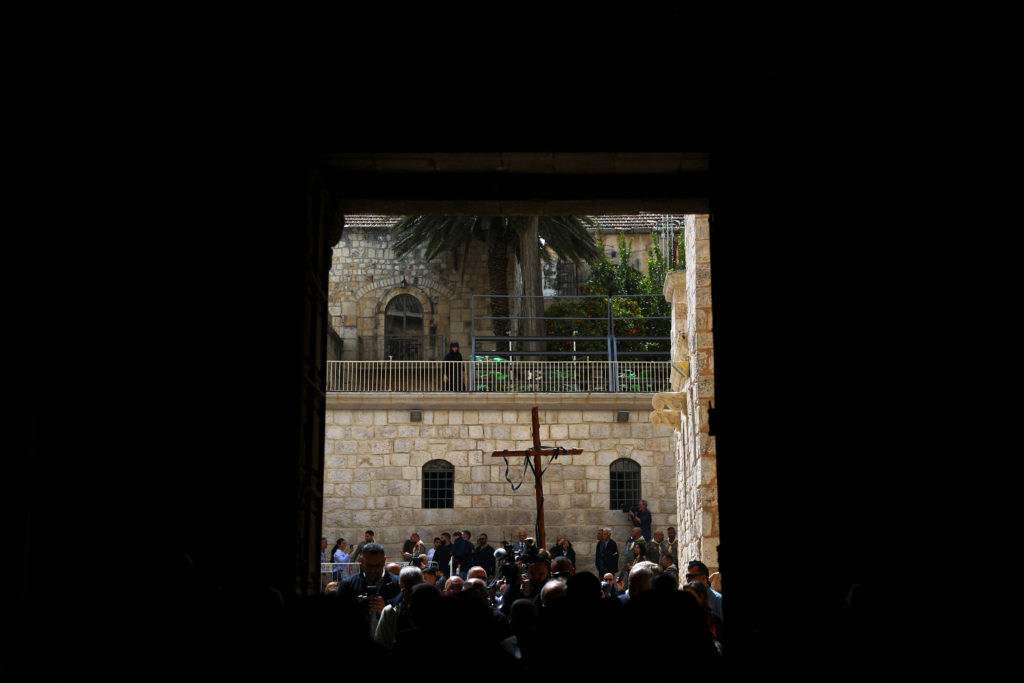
top-left (490, 407), bottom-right (583, 549)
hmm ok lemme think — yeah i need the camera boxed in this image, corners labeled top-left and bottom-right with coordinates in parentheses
top-left (622, 504), bottom-right (639, 515)
top-left (355, 594), bottom-right (373, 607)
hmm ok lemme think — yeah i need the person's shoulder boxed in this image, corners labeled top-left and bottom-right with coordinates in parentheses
top-left (339, 572), bottom-right (361, 585)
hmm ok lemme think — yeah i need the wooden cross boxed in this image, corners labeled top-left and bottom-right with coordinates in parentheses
top-left (491, 406), bottom-right (582, 549)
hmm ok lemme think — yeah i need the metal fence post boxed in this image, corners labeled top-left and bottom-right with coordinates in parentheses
top-left (470, 296), bottom-right (476, 391)
top-left (607, 298), bottom-right (617, 392)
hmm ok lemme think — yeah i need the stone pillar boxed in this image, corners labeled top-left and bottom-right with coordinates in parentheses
top-left (658, 215), bottom-right (719, 576)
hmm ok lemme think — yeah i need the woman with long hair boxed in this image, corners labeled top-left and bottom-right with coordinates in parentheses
top-left (331, 537), bottom-right (351, 582)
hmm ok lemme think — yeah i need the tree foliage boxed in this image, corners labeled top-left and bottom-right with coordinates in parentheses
top-left (543, 234), bottom-right (684, 359)
top-left (389, 215), bottom-right (602, 338)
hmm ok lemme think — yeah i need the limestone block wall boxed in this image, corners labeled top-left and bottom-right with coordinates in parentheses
top-left (322, 394), bottom-right (676, 572)
top-left (683, 215), bottom-right (719, 572)
top-left (328, 226), bottom-right (500, 359)
top-left (659, 214), bottom-right (719, 575)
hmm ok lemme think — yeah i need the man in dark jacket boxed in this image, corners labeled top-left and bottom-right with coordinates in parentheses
top-left (473, 533), bottom-right (496, 578)
top-left (433, 532), bottom-right (455, 579)
top-left (336, 542), bottom-right (401, 637)
top-left (452, 529), bottom-right (475, 578)
top-left (595, 527), bottom-right (619, 578)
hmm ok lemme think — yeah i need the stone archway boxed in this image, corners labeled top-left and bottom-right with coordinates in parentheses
top-left (381, 290), bottom-right (429, 359)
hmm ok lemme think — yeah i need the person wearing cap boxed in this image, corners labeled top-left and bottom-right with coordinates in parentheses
top-left (442, 341), bottom-right (465, 391)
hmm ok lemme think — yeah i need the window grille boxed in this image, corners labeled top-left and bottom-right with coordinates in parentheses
top-left (385, 294), bottom-right (425, 359)
top-left (609, 458), bottom-right (641, 510)
top-left (422, 459), bottom-right (454, 508)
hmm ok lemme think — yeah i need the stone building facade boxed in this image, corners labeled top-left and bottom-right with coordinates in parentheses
top-left (328, 214), bottom-right (685, 360)
top-left (322, 213), bottom-right (720, 578)
top-left (328, 216), bottom-right (501, 361)
top-left (322, 393), bottom-right (677, 572)
top-left (654, 215), bottom-right (719, 574)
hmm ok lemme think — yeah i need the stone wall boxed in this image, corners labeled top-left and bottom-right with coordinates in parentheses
top-left (660, 214), bottom-right (719, 574)
top-left (330, 221), bottom-right (680, 359)
top-left (322, 393), bottom-right (676, 572)
top-left (328, 225), bottom-right (502, 359)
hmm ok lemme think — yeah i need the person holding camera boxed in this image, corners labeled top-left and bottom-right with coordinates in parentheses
top-left (627, 499), bottom-right (652, 540)
top-left (518, 536), bottom-right (540, 565)
top-left (331, 537), bottom-right (351, 582)
top-left (335, 542), bottom-right (401, 637)
top-left (511, 530), bottom-right (528, 556)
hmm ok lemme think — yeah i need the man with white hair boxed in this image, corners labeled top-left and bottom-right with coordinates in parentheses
top-left (619, 561), bottom-right (656, 604)
top-left (374, 565), bottom-right (423, 648)
top-left (595, 528), bottom-right (618, 578)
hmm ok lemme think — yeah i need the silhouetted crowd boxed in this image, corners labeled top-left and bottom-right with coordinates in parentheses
top-left (313, 534), bottom-right (723, 679)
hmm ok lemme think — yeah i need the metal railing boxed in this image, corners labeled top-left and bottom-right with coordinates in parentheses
top-left (326, 360), bottom-right (671, 393)
top-left (321, 561), bottom-right (439, 583)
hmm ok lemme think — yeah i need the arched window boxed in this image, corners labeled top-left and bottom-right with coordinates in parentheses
top-left (385, 294), bottom-right (424, 359)
top-left (609, 458), bottom-right (641, 510)
top-left (422, 459), bottom-right (454, 509)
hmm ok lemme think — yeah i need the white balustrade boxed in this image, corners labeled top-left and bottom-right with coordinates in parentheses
top-left (325, 361), bottom-right (671, 393)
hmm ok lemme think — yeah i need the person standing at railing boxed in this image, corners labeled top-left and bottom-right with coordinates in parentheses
top-left (401, 532), bottom-right (426, 561)
top-left (350, 530), bottom-right (375, 564)
top-left (332, 538), bottom-right (351, 581)
top-left (426, 537), bottom-right (440, 566)
top-left (442, 341), bottom-right (466, 391)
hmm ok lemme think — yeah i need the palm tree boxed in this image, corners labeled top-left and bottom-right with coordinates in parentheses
top-left (390, 215), bottom-right (601, 343)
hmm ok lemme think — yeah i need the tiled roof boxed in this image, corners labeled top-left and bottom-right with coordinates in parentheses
top-left (343, 213), bottom-right (686, 231)
top-left (589, 214), bottom-right (686, 231)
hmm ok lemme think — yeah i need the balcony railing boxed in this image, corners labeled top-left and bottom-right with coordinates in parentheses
top-left (326, 360), bottom-right (671, 393)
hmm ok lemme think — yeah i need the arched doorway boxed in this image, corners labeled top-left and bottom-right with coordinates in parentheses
top-left (384, 293), bottom-right (424, 359)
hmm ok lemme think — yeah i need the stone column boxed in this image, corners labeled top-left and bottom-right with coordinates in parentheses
top-left (659, 215), bottom-right (719, 577)
top-left (686, 215), bottom-right (718, 573)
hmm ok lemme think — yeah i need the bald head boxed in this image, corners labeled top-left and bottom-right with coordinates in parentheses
top-left (628, 562), bottom-right (654, 595)
top-left (467, 566), bottom-right (488, 580)
top-left (463, 577), bottom-right (488, 603)
top-left (541, 579), bottom-right (568, 607)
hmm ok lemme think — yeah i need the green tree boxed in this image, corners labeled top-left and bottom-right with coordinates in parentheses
top-left (544, 234), bottom-right (684, 359)
top-left (390, 215), bottom-right (602, 340)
